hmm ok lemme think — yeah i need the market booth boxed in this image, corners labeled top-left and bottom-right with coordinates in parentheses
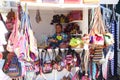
top-left (0, 0), bottom-right (118, 80)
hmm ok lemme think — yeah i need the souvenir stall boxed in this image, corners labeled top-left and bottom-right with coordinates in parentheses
top-left (0, 0), bottom-right (118, 80)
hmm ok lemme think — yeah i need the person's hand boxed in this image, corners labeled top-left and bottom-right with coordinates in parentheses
top-left (49, 39), bottom-right (58, 43)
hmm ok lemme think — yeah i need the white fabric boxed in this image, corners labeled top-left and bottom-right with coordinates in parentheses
top-left (0, 69), bottom-right (12, 80)
top-left (0, 35), bottom-right (7, 45)
top-left (0, 21), bottom-right (8, 34)
top-left (0, 46), bottom-right (4, 52)
top-left (0, 21), bottom-right (8, 46)
top-left (84, 44), bottom-right (89, 50)
top-left (0, 60), bottom-right (5, 69)
top-left (102, 48), bottom-right (111, 79)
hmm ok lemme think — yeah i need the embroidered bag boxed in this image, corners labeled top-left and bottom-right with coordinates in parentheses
top-left (42, 49), bottom-right (53, 74)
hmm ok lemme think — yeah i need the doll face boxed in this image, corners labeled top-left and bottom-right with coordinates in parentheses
top-left (55, 25), bottom-right (62, 34)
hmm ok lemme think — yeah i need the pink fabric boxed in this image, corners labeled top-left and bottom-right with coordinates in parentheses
top-left (7, 14), bottom-right (19, 52)
top-left (82, 76), bottom-right (90, 80)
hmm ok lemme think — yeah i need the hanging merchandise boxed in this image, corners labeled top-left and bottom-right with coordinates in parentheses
top-left (35, 10), bottom-right (41, 23)
top-left (25, 62), bottom-right (36, 80)
top-left (41, 49), bottom-right (53, 74)
top-left (6, 9), bottom-right (16, 31)
top-left (7, 6), bottom-right (38, 61)
top-left (54, 49), bottom-right (64, 71)
top-left (89, 7), bottom-right (106, 64)
top-left (89, 7), bottom-right (105, 47)
top-left (2, 52), bottom-right (22, 77)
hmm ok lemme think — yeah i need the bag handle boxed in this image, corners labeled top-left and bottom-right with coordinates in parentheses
top-left (44, 49), bottom-right (51, 62)
top-left (89, 7), bottom-right (106, 36)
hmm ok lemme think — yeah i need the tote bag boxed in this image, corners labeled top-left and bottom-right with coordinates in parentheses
top-left (89, 7), bottom-right (106, 46)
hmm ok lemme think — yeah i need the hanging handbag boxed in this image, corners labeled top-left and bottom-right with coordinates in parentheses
top-left (3, 52), bottom-right (22, 77)
top-left (64, 48), bottom-right (74, 71)
top-left (42, 49), bottom-right (53, 74)
top-left (89, 7), bottom-right (106, 47)
top-left (3, 52), bottom-right (14, 73)
top-left (25, 62), bottom-right (36, 80)
top-left (54, 48), bottom-right (64, 71)
top-left (55, 48), bottom-right (63, 63)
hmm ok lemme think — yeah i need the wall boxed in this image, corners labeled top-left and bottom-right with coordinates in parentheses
top-left (29, 10), bottom-right (55, 45)
top-left (29, 8), bottom-right (88, 45)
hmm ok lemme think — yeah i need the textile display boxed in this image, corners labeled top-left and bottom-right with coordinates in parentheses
top-left (7, 8), bottom-right (38, 62)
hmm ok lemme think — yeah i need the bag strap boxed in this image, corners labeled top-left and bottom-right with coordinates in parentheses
top-left (44, 49), bottom-right (51, 62)
top-left (58, 48), bottom-right (62, 57)
top-left (89, 7), bottom-right (106, 35)
top-left (52, 49), bottom-right (56, 60)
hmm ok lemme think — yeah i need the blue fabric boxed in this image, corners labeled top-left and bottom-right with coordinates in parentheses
top-left (49, 32), bottom-right (67, 48)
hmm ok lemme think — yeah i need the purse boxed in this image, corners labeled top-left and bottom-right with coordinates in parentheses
top-left (3, 52), bottom-right (14, 73)
top-left (3, 52), bottom-right (22, 77)
top-left (64, 48), bottom-right (74, 71)
top-left (42, 49), bottom-right (53, 74)
top-left (54, 48), bottom-right (64, 71)
top-left (25, 62), bottom-right (36, 80)
top-left (89, 7), bottom-right (106, 47)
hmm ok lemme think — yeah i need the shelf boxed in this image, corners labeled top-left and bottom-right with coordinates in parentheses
top-left (21, 2), bottom-right (99, 10)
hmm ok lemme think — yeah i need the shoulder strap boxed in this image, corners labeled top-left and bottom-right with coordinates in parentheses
top-left (44, 49), bottom-right (51, 62)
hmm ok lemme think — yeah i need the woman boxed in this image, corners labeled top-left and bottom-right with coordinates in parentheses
top-left (49, 23), bottom-right (68, 48)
